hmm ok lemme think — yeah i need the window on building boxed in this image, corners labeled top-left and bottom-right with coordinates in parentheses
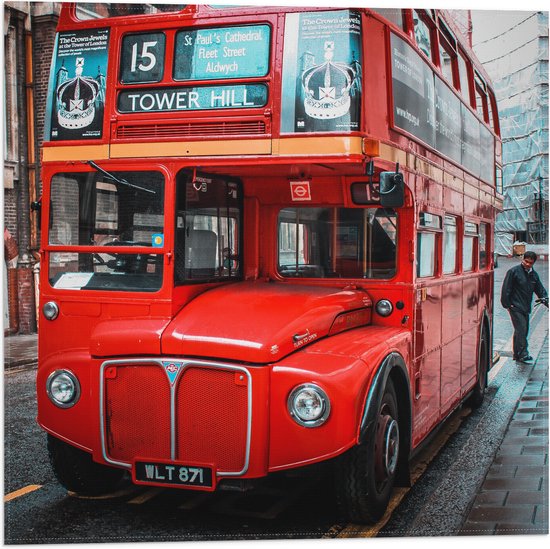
top-left (443, 215), bottom-right (457, 274)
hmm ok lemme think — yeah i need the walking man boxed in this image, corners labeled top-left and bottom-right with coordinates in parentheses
top-left (501, 251), bottom-right (548, 363)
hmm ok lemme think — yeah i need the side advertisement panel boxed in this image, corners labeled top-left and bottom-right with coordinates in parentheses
top-left (390, 33), bottom-right (495, 184)
top-left (45, 28), bottom-right (110, 141)
top-left (281, 10), bottom-right (363, 133)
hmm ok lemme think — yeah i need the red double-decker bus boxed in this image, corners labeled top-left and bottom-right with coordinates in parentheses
top-left (38, 3), bottom-right (502, 523)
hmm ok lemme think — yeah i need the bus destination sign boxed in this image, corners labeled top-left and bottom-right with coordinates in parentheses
top-left (174, 25), bottom-right (270, 81)
top-left (118, 84), bottom-right (267, 113)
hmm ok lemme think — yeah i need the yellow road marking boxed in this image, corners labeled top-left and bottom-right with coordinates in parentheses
top-left (127, 487), bottom-right (164, 504)
top-left (4, 484), bottom-right (42, 502)
top-left (335, 407), bottom-right (470, 538)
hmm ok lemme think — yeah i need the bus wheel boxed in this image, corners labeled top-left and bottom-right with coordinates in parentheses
top-left (47, 435), bottom-right (125, 495)
top-left (335, 379), bottom-right (399, 524)
top-left (469, 326), bottom-right (489, 409)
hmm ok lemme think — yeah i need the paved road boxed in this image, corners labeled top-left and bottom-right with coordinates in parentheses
top-left (4, 256), bottom-right (548, 543)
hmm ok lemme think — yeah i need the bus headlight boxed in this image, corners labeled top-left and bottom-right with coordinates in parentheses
top-left (376, 299), bottom-right (393, 317)
top-left (43, 301), bottom-right (59, 320)
top-left (46, 370), bottom-right (80, 408)
top-left (287, 384), bottom-right (330, 427)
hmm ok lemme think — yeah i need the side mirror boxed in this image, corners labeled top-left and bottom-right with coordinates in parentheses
top-left (379, 171), bottom-right (404, 208)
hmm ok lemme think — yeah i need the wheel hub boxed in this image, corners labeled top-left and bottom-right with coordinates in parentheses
top-left (375, 414), bottom-right (400, 481)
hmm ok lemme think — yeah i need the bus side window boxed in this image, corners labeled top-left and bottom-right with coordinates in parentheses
top-left (457, 49), bottom-right (471, 105)
top-left (417, 232), bottom-right (436, 277)
top-left (479, 222), bottom-right (488, 269)
top-left (443, 215), bottom-right (457, 274)
top-left (463, 221), bottom-right (478, 272)
top-left (413, 10), bottom-right (433, 61)
top-left (417, 212), bottom-right (441, 278)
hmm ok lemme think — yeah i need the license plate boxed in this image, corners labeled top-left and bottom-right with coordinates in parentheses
top-left (134, 460), bottom-right (214, 489)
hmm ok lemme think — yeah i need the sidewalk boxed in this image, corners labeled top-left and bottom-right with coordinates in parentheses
top-left (3, 333), bottom-right (38, 370)
top-left (460, 336), bottom-right (549, 535)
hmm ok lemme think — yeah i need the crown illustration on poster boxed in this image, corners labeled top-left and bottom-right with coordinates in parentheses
top-left (302, 41), bottom-right (357, 120)
top-left (56, 58), bottom-right (101, 130)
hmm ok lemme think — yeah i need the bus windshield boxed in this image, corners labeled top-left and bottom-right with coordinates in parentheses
top-left (75, 3), bottom-right (187, 20)
top-left (278, 207), bottom-right (397, 279)
top-left (48, 171), bottom-right (165, 292)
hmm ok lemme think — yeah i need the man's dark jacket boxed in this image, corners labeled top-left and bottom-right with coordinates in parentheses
top-left (501, 264), bottom-right (548, 313)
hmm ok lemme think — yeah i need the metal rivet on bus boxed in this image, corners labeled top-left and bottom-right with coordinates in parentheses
top-left (239, 375), bottom-right (244, 381)
top-left (43, 301), bottom-right (59, 321)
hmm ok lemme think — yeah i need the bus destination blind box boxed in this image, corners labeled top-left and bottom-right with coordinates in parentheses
top-left (379, 163), bottom-right (404, 208)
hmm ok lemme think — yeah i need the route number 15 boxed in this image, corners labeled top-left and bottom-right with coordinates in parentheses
top-left (121, 32), bottom-right (165, 83)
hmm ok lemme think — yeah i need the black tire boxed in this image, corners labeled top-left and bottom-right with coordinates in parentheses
top-left (47, 434), bottom-right (125, 495)
top-left (335, 378), bottom-right (400, 524)
top-left (469, 326), bottom-right (489, 409)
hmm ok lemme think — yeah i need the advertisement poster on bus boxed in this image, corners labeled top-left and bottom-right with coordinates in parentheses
top-left (281, 10), bottom-right (362, 133)
top-left (45, 28), bottom-right (109, 141)
top-left (391, 33), bottom-right (495, 184)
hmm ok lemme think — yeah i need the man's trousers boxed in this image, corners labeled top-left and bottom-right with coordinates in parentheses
top-left (508, 308), bottom-right (530, 359)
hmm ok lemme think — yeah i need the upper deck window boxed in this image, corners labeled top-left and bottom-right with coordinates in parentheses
top-left (75, 3), bottom-right (186, 20)
top-left (474, 72), bottom-right (488, 122)
top-left (278, 207), bottom-right (397, 279)
top-left (457, 50), bottom-right (471, 104)
top-left (437, 20), bottom-right (456, 88)
top-left (438, 40), bottom-right (454, 86)
top-left (413, 10), bottom-right (432, 60)
top-left (371, 8), bottom-right (404, 30)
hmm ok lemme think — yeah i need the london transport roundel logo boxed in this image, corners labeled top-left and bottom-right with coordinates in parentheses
top-left (290, 181), bottom-right (312, 202)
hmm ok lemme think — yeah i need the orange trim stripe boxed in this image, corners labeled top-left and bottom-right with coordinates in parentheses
top-left (111, 139), bottom-right (271, 158)
top-left (42, 145), bottom-right (109, 162)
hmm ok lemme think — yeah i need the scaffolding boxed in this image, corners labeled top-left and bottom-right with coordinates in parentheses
top-left (471, 12), bottom-right (548, 255)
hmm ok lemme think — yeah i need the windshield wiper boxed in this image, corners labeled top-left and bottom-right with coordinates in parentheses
top-left (87, 160), bottom-right (155, 194)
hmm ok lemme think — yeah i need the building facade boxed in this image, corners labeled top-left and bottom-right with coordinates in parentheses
top-left (3, 1), bottom-right (60, 334)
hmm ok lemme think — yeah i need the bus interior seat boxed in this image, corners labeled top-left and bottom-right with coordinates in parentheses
top-left (186, 229), bottom-right (218, 278)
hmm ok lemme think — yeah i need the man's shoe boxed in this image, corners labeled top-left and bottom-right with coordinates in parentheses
top-left (517, 355), bottom-right (533, 363)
